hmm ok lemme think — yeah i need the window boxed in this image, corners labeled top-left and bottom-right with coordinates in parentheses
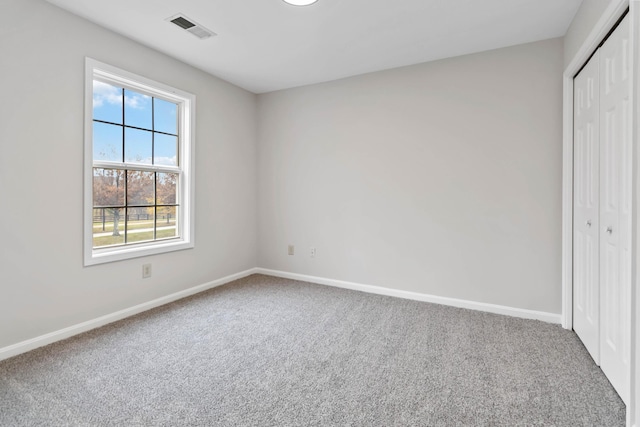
top-left (84, 58), bottom-right (195, 265)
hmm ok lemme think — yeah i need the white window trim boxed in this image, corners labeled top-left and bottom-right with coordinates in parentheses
top-left (84, 58), bottom-right (195, 266)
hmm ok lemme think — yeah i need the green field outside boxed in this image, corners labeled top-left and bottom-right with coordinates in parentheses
top-left (93, 219), bottom-right (176, 233)
top-left (93, 222), bottom-right (178, 247)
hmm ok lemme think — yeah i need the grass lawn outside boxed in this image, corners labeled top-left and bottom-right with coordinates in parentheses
top-left (93, 227), bottom-right (178, 247)
top-left (93, 219), bottom-right (175, 233)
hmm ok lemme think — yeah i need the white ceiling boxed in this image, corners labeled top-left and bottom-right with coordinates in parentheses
top-left (45, 0), bottom-right (582, 94)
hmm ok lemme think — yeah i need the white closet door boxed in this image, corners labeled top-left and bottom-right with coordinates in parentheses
top-left (599, 14), bottom-right (631, 404)
top-left (573, 51), bottom-right (601, 364)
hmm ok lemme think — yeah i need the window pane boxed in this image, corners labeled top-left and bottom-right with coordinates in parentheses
top-left (157, 206), bottom-right (177, 240)
top-left (127, 171), bottom-right (154, 206)
top-left (124, 89), bottom-right (152, 130)
top-left (93, 207), bottom-right (125, 248)
top-left (157, 173), bottom-right (178, 205)
top-left (126, 207), bottom-right (155, 244)
top-left (93, 122), bottom-right (123, 162)
top-left (154, 133), bottom-right (178, 166)
top-left (154, 98), bottom-right (178, 135)
top-left (124, 128), bottom-right (152, 164)
top-left (93, 81), bottom-right (122, 124)
top-left (93, 168), bottom-right (125, 207)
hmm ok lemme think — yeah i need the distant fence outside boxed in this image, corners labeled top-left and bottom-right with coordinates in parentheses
top-left (93, 208), bottom-right (173, 224)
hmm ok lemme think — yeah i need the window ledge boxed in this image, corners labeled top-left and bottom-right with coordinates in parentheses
top-left (86, 238), bottom-right (194, 266)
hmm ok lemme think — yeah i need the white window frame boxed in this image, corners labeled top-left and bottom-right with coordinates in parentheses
top-left (84, 58), bottom-right (195, 266)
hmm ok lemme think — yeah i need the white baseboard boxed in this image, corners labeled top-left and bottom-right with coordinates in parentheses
top-left (256, 268), bottom-right (562, 324)
top-left (0, 268), bottom-right (259, 362)
top-left (0, 267), bottom-right (562, 362)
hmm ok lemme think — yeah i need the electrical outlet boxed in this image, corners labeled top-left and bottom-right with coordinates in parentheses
top-left (310, 247), bottom-right (316, 258)
top-left (142, 263), bottom-right (152, 278)
top-left (288, 245), bottom-right (295, 256)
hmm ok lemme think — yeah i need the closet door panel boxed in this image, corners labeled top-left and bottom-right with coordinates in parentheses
top-left (573, 51), bottom-right (600, 364)
top-left (598, 14), bottom-right (630, 404)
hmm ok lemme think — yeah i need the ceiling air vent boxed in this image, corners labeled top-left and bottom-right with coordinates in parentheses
top-left (167, 14), bottom-right (216, 40)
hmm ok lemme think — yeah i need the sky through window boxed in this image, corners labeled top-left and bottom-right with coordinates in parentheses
top-left (93, 81), bottom-right (178, 166)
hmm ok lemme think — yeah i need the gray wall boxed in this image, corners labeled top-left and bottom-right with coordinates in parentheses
top-left (257, 38), bottom-right (564, 314)
top-left (0, 0), bottom-right (258, 348)
top-left (0, 0), bottom-right (566, 353)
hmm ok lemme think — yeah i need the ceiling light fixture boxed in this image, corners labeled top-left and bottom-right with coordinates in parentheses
top-left (283, 0), bottom-right (318, 6)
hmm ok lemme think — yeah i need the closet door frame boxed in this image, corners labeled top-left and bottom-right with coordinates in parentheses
top-left (562, 1), bottom-right (637, 425)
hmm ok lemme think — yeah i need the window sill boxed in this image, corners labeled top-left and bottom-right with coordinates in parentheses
top-left (85, 238), bottom-right (194, 266)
